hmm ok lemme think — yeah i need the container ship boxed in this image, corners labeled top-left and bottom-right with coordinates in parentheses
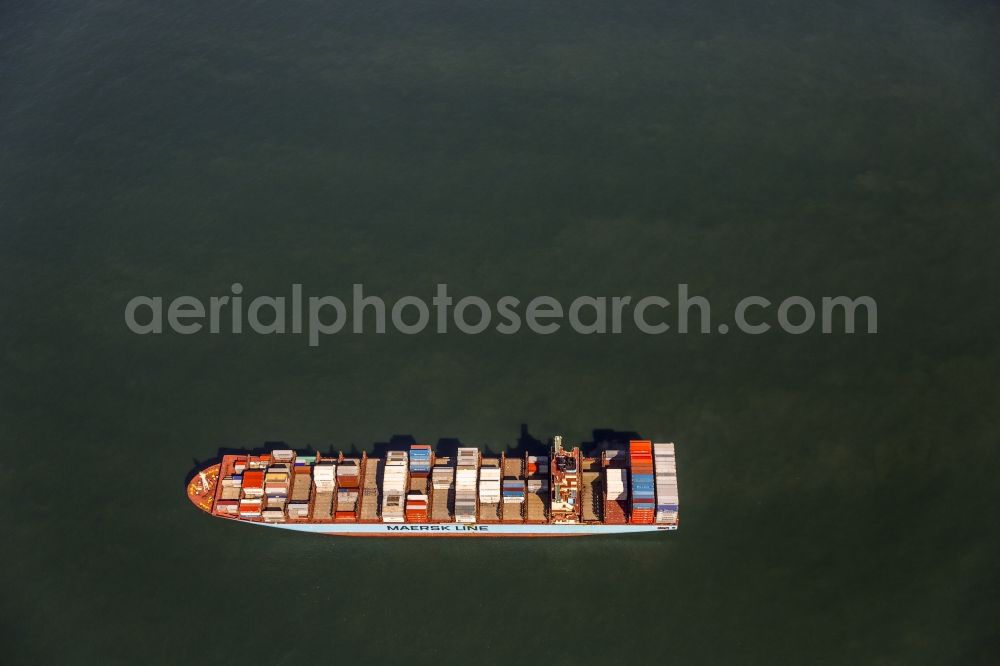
top-left (186, 436), bottom-right (679, 537)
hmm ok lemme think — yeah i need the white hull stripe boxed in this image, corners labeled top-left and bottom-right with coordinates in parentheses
top-left (239, 521), bottom-right (677, 536)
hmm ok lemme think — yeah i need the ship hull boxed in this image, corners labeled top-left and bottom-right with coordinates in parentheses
top-left (233, 520), bottom-right (676, 537)
top-left (189, 439), bottom-right (681, 537)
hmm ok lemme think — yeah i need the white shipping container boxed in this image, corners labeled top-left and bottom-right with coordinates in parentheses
top-left (653, 442), bottom-right (675, 455)
top-left (337, 461), bottom-right (360, 475)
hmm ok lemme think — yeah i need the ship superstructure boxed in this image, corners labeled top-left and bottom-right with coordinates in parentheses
top-left (186, 437), bottom-right (680, 537)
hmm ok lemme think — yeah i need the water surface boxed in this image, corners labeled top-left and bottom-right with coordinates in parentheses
top-left (2, 1), bottom-right (999, 664)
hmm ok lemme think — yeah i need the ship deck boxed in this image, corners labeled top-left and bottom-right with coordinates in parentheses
top-left (501, 455), bottom-right (524, 523)
top-left (430, 456), bottom-right (454, 522)
top-left (581, 457), bottom-right (601, 523)
top-left (188, 443), bottom-right (679, 532)
top-left (359, 457), bottom-right (380, 521)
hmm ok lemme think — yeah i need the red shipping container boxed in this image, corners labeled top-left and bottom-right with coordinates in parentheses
top-left (242, 471), bottom-right (265, 488)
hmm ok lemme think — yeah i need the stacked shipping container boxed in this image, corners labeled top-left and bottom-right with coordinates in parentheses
top-left (603, 466), bottom-right (628, 524)
top-left (264, 465), bottom-right (290, 499)
top-left (502, 479), bottom-right (525, 522)
top-left (336, 459), bottom-right (360, 488)
top-left (501, 456), bottom-right (525, 522)
top-left (478, 459), bottom-right (501, 521)
top-left (455, 448), bottom-right (479, 523)
top-left (525, 455), bottom-right (549, 522)
top-left (247, 455), bottom-right (269, 469)
top-left (431, 464), bottom-right (454, 522)
top-left (263, 463), bottom-right (289, 521)
top-left (262, 506), bottom-right (284, 521)
top-left (405, 491), bottom-right (429, 522)
top-left (216, 471), bottom-right (241, 515)
top-left (238, 498), bottom-right (262, 517)
top-left (502, 480), bottom-right (525, 503)
top-left (629, 441), bottom-right (655, 524)
top-left (407, 444), bottom-right (431, 522)
top-left (478, 465), bottom-right (501, 503)
top-left (335, 488), bottom-right (359, 520)
top-left (409, 445), bottom-right (431, 476)
top-left (653, 442), bottom-right (679, 525)
top-left (219, 475), bottom-right (241, 499)
top-left (240, 469), bottom-right (264, 517)
top-left (313, 461), bottom-right (336, 519)
top-left (288, 462), bottom-right (312, 519)
top-left (381, 451), bottom-right (408, 522)
top-left (242, 470), bottom-right (264, 497)
top-left (526, 455), bottom-right (548, 476)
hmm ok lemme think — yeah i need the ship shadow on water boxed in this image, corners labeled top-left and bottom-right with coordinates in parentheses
top-left (582, 428), bottom-right (643, 456)
top-left (183, 425), bottom-right (646, 491)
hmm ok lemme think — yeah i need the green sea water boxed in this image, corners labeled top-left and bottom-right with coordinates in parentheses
top-left (3, 1), bottom-right (999, 663)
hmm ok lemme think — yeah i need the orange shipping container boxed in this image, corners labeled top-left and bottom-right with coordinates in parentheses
top-left (242, 471), bottom-right (265, 488)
